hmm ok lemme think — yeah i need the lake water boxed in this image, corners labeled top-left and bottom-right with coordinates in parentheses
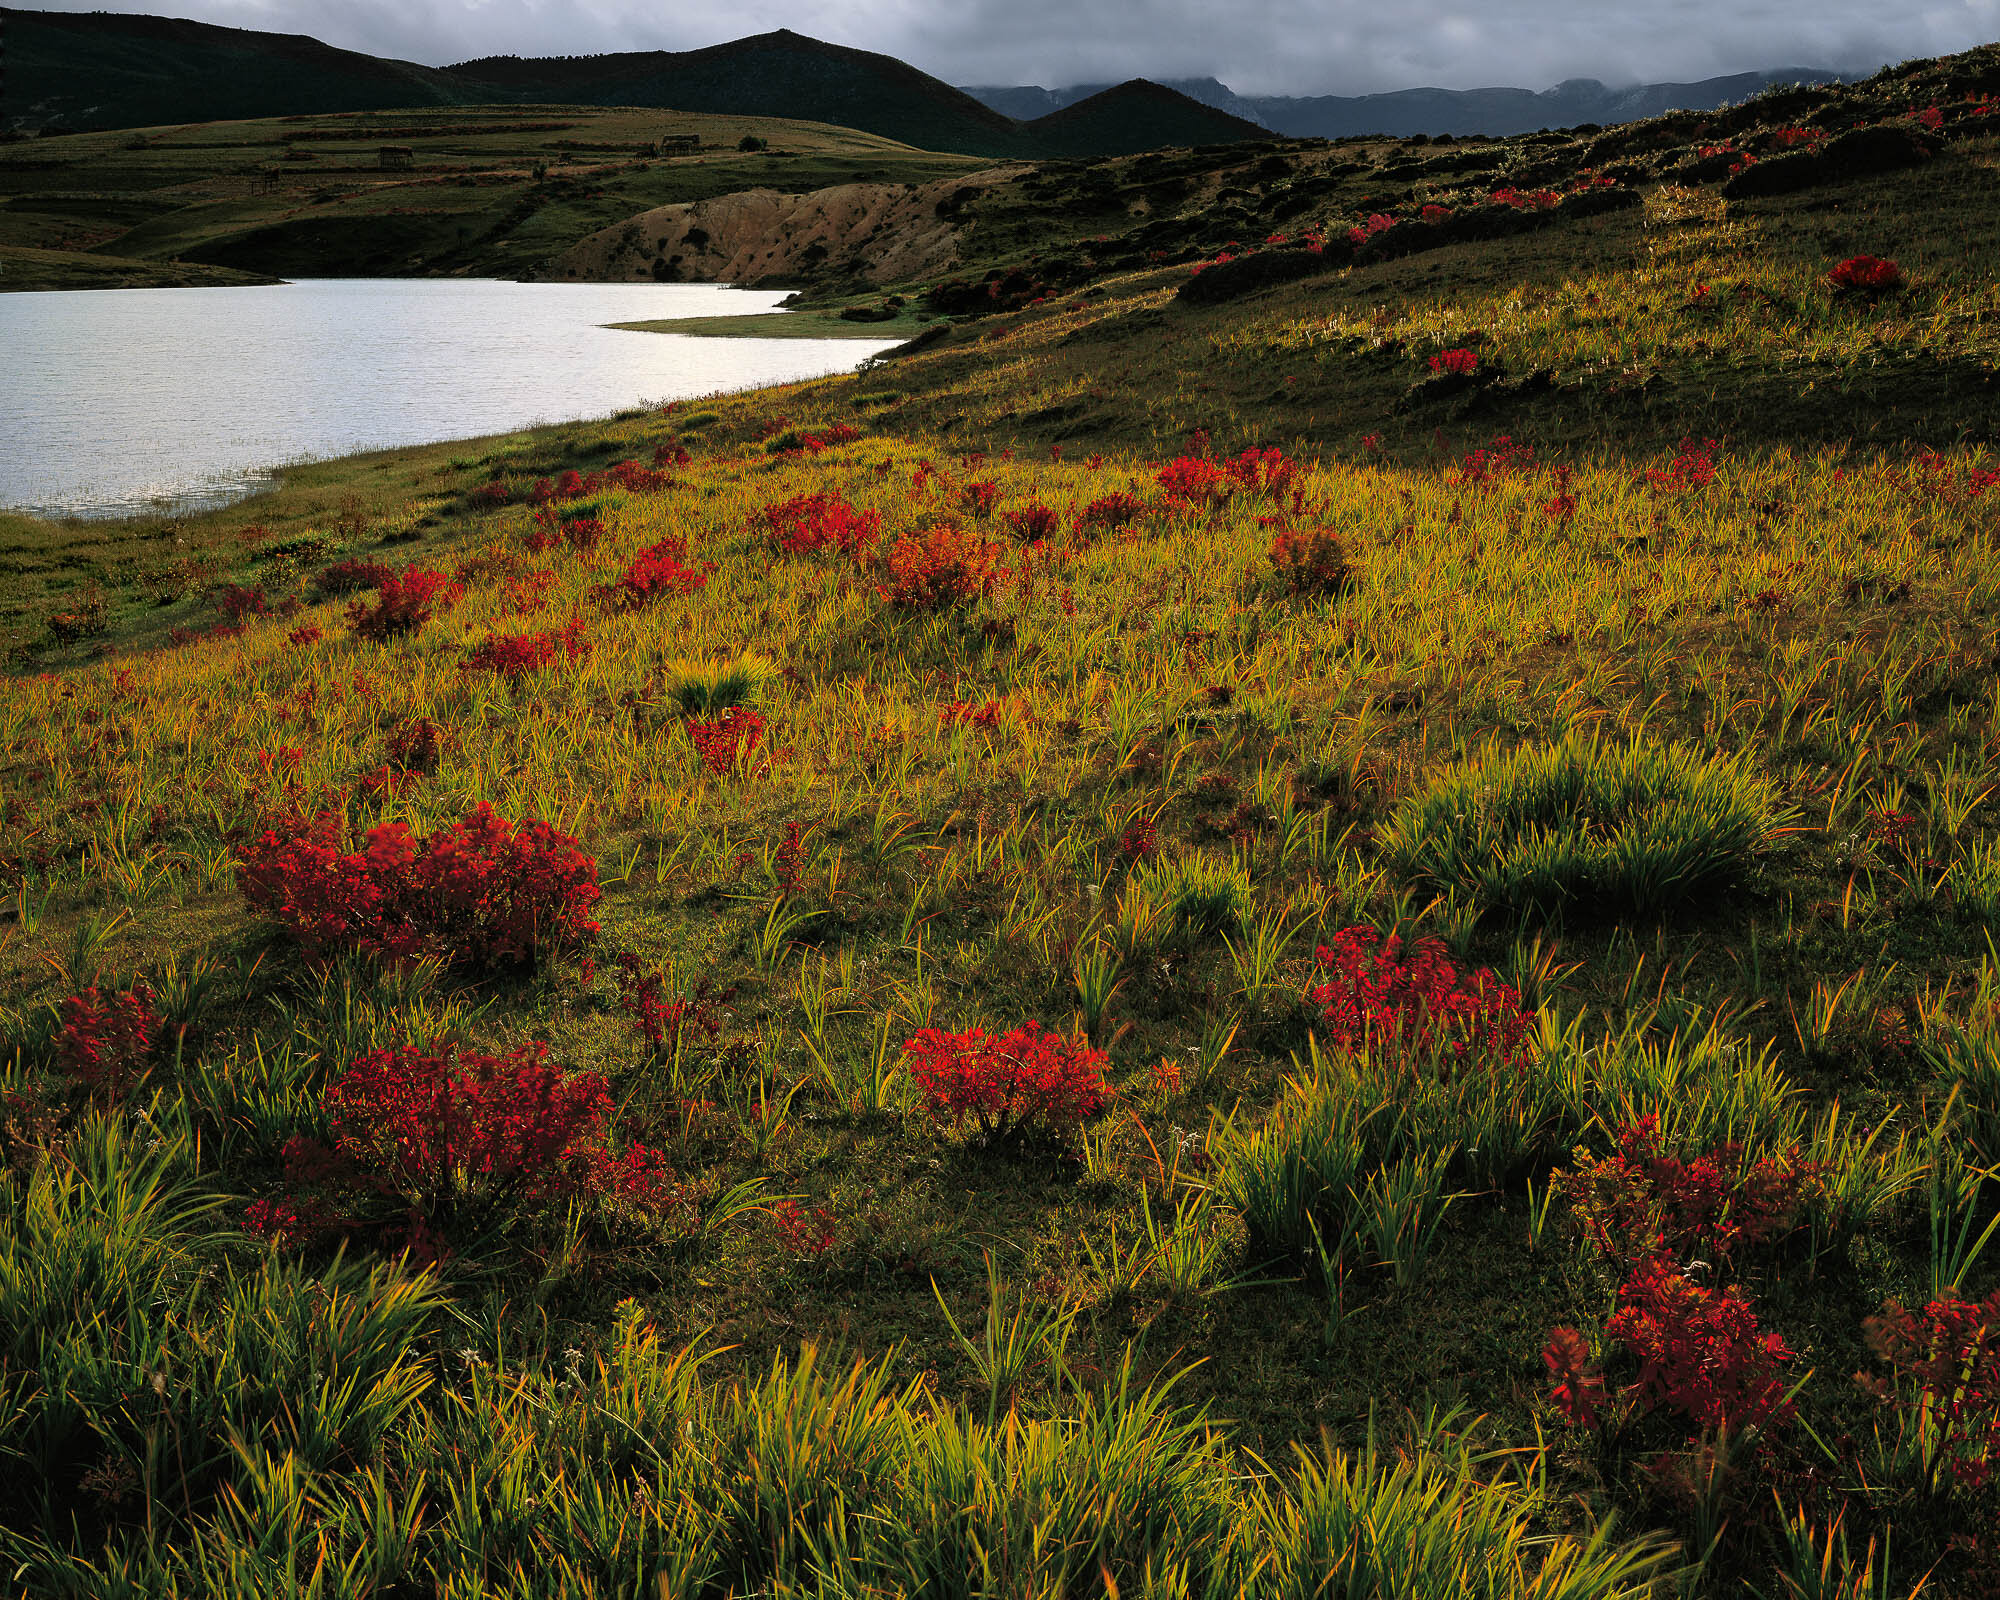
top-left (0, 279), bottom-right (902, 520)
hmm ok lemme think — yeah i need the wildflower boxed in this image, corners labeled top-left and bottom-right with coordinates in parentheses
top-left (903, 1022), bottom-right (1112, 1142)
top-left (1829, 256), bottom-right (1904, 294)
top-left (1427, 348), bottom-right (1478, 376)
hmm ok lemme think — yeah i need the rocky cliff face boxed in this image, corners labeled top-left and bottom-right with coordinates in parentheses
top-left (533, 168), bottom-right (1022, 288)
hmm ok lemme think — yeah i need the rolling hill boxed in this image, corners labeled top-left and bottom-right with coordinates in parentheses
top-left (0, 9), bottom-right (1267, 158)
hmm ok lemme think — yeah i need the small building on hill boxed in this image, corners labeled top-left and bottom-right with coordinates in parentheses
top-left (657, 134), bottom-right (701, 156)
top-left (378, 146), bottom-right (415, 170)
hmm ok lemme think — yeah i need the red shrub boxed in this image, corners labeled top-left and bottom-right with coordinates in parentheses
top-left (615, 955), bottom-right (734, 1058)
top-left (940, 698), bottom-right (1003, 727)
top-left (1117, 812), bottom-right (1159, 863)
top-left (1428, 348), bottom-right (1479, 376)
top-left (327, 1040), bottom-right (612, 1219)
top-left (1642, 437), bottom-right (1720, 495)
top-left (875, 525), bottom-right (1006, 610)
top-left (1861, 1289), bottom-right (2000, 1488)
top-left (1455, 435), bottom-right (1537, 488)
top-left (761, 492), bottom-right (882, 557)
top-left (1556, 1115), bottom-right (1821, 1270)
top-left (903, 1022), bottom-right (1112, 1141)
top-left (1267, 525), bottom-right (1351, 596)
top-left (467, 478), bottom-right (512, 509)
top-left (1003, 502), bottom-right (1061, 542)
top-left (771, 1199), bottom-right (839, 1258)
top-left (1829, 255), bottom-right (1904, 293)
top-left (385, 715), bottom-right (447, 772)
top-left (685, 707), bottom-right (766, 775)
top-left (286, 623), bottom-right (324, 647)
top-left (607, 458), bottom-right (672, 493)
top-left (1075, 491), bottom-right (1146, 531)
top-left (1224, 446), bottom-right (1298, 496)
top-left (960, 479), bottom-right (1001, 517)
top-left (1158, 455), bottom-right (1234, 506)
top-left (237, 804), bottom-right (600, 969)
top-left (461, 619), bottom-right (589, 679)
top-left (599, 539), bottom-right (713, 611)
top-left (524, 510), bottom-right (605, 554)
top-left (215, 583), bottom-right (268, 622)
top-left (1543, 1327), bottom-right (1608, 1427)
top-left (1307, 927), bottom-right (1532, 1070)
top-left (312, 558), bottom-right (395, 598)
top-left (56, 983), bottom-right (160, 1098)
top-left (1604, 1255), bottom-right (1795, 1435)
top-left (346, 568), bottom-right (463, 642)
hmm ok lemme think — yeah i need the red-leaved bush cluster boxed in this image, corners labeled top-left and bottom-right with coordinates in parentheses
top-left (1306, 927), bottom-right (1533, 1070)
top-left (685, 707), bottom-right (766, 775)
top-left (875, 525), bottom-right (1007, 610)
top-left (384, 715), bottom-right (448, 773)
top-left (460, 619), bottom-right (590, 679)
top-left (1267, 525), bottom-right (1351, 596)
top-left (525, 509), bottom-right (604, 555)
top-left (761, 492), bottom-right (882, 558)
top-left (346, 568), bottom-right (463, 643)
top-left (614, 955), bottom-right (734, 1059)
top-left (903, 1022), bottom-right (1112, 1142)
top-left (1860, 1289), bottom-right (2000, 1489)
top-left (527, 461), bottom-right (673, 503)
top-left (1429, 348), bottom-right (1479, 376)
top-left (313, 558), bottom-right (396, 599)
top-left (1555, 1115), bottom-right (1821, 1270)
top-left (1829, 255), bottom-right (1904, 294)
top-left (56, 983), bottom-right (160, 1098)
top-left (1546, 1258), bottom-right (1796, 1434)
top-left (597, 539), bottom-right (713, 611)
top-left (237, 803), bottom-right (600, 969)
top-left (1075, 491), bottom-right (1147, 533)
top-left (256, 1038), bottom-right (689, 1236)
top-left (1003, 502), bottom-right (1061, 543)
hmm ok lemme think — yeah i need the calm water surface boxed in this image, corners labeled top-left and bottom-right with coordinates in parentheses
top-left (0, 279), bottom-right (901, 519)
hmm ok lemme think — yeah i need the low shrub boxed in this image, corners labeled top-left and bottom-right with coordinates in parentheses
top-left (1378, 734), bottom-right (1785, 919)
top-left (460, 619), bottom-right (589, 679)
top-left (312, 557), bottom-right (394, 598)
top-left (56, 984), bottom-right (160, 1098)
top-left (599, 539), bottom-right (712, 610)
top-left (903, 1022), bottom-right (1112, 1142)
top-left (1860, 1288), bottom-right (2000, 1490)
top-left (237, 803), bottom-right (601, 969)
top-left (1267, 525), bottom-right (1351, 596)
top-left (1828, 255), bottom-right (1905, 294)
top-left (1307, 927), bottom-right (1533, 1070)
top-left (685, 707), bottom-right (767, 775)
top-left (1554, 1114), bottom-right (1821, 1270)
top-left (875, 525), bottom-right (1007, 610)
top-left (346, 568), bottom-right (463, 642)
top-left (761, 491), bottom-right (881, 557)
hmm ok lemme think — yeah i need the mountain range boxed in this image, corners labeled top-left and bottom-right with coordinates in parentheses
top-left (4, 5), bottom-right (1851, 153)
top-left (961, 69), bottom-right (1854, 138)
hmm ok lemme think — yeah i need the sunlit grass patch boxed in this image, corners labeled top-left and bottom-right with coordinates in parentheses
top-left (1379, 734), bottom-right (1789, 920)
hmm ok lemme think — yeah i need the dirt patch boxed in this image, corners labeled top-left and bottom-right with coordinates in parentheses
top-left (535, 168), bottom-right (1024, 288)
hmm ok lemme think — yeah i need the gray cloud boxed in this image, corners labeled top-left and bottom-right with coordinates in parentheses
top-left (25, 0), bottom-right (2000, 94)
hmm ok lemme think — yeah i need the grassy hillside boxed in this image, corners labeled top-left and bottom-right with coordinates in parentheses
top-left (4, 9), bottom-right (1267, 162)
top-left (0, 104), bottom-right (986, 283)
top-left (4, 44), bottom-right (2000, 1599)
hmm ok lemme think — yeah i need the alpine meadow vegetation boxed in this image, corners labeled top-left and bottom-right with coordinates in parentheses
top-left (7, 39), bottom-right (2000, 1599)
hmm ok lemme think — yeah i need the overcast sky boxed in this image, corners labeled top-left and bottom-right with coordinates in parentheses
top-left (27, 0), bottom-right (2000, 95)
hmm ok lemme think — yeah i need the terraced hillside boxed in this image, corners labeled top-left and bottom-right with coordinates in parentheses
top-left (2, 42), bottom-right (2000, 1600)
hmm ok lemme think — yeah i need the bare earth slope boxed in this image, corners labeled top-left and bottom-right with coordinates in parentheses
top-left (536, 168), bottom-right (1022, 287)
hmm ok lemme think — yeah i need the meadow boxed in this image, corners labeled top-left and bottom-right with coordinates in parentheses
top-left (5, 49), bottom-right (2000, 1600)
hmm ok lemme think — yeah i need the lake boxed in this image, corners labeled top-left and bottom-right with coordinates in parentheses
top-left (0, 279), bottom-right (903, 520)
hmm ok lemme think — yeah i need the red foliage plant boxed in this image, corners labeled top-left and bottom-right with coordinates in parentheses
top-left (385, 715), bottom-right (447, 773)
top-left (614, 954), bottom-right (735, 1058)
top-left (940, 698), bottom-right (1003, 727)
top-left (1555, 1115), bottom-right (1821, 1270)
top-left (1642, 437), bottom-right (1720, 496)
top-left (1157, 455), bottom-right (1235, 506)
top-left (761, 492), bottom-right (882, 558)
top-left (1829, 256), bottom-right (1904, 294)
top-left (684, 707), bottom-right (766, 775)
top-left (215, 583), bottom-right (269, 623)
top-left (312, 558), bottom-right (395, 598)
top-left (1306, 927), bottom-right (1532, 1071)
top-left (1604, 1255), bottom-right (1796, 1435)
top-left (599, 539), bottom-right (712, 611)
top-left (1428, 348), bottom-right (1479, 376)
top-left (237, 803), bottom-right (601, 970)
top-left (771, 1199), bottom-right (839, 1258)
top-left (903, 1022), bottom-right (1112, 1142)
top-left (460, 619), bottom-right (589, 679)
top-left (1075, 491), bottom-right (1147, 532)
top-left (1267, 525), bottom-right (1351, 597)
top-left (526, 510), bottom-right (604, 554)
top-left (326, 1039), bottom-right (612, 1221)
top-left (346, 568), bottom-right (463, 643)
top-left (1860, 1289), bottom-right (2000, 1488)
top-left (875, 525), bottom-right (1007, 610)
top-left (56, 983), bottom-right (160, 1098)
top-left (1003, 502), bottom-right (1061, 543)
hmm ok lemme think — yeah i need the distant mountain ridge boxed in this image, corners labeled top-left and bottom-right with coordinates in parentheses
top-left (962, 68), bottom-right (1857, 137)
top-left (0, 9), bottom-right (1264, 157)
